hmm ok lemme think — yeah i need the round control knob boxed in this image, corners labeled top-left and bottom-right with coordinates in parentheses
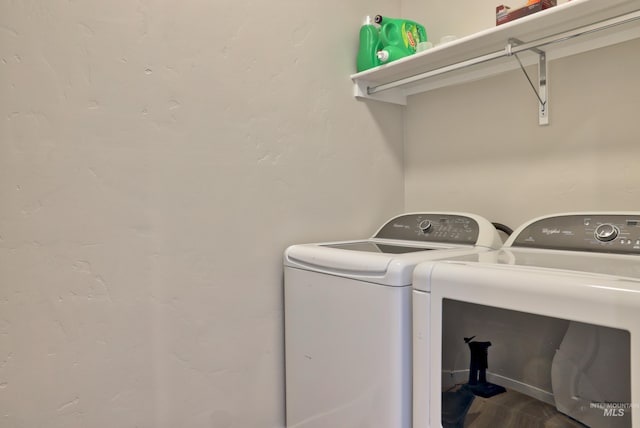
top-left (419, 219), bottom-right (432, 233)
top-left (594, 223), bottom-right (619, 242)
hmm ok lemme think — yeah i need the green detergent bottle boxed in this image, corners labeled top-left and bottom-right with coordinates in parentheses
top-left (356, 16), bottom-right (383, 72)
top-left (375, 14), bottom-right (427, 57)
top-left (356, 14), bottom-right (428, 72)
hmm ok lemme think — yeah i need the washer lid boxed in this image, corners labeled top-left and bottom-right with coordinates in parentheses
top-left (413, 246), bottom-right (640, 293)
top-left (283, 212), bottom-right (502, 286)
top-left (497, 247), bottom-right (640, 279)
top-left (323, 241), bottom-right (436, 254)
top-left (286, 243), bottom-right (394, 275)
top-left (285, 241), bottom-right (492, 286)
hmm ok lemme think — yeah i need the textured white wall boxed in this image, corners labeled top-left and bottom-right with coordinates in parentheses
top-left (404, 38), bottom-right (640, 232)
top-left (0, 1), bottom-right (403, 427)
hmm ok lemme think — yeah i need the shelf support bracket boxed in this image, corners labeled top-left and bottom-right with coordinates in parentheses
top-left (507, 38), bottom-right (548, 126)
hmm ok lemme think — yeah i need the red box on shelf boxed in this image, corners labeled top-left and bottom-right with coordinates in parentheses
top-left (496, 0), bottom-right (557, 26)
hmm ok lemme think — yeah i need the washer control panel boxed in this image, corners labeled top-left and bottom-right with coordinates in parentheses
top-left (375, 213), bottom-right (480, 244)
top-left (511, 214), bottom-right (640, 254)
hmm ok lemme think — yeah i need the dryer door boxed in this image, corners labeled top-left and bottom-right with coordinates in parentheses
top-left (424, 262), bottom-right (638, 428)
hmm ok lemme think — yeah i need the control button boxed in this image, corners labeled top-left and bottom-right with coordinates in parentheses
top-left (594, 223), bottom-right (619, 242)
top-left (418, 219), bottom-right (432, 233)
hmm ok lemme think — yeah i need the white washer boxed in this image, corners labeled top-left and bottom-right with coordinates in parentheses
top-left (413, 212), bottom-right (640, 428)
top-left (284, 212), bottom-right (503, 428)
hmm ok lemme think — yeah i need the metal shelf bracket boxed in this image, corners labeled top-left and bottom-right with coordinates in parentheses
top-left (508, 38), bottom-right (549, 126)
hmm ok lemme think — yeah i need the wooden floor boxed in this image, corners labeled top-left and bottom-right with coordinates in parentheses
top-left (451, 387), bottom-right (586, 428)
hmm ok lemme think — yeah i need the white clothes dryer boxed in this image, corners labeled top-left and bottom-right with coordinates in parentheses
top-left (284, 212), bottom-right (503, 428)
top-left (413, 212), bottom-right (640, 428)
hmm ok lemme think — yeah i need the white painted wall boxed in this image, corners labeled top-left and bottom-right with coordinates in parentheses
top-left (0, 1), bottom-right (404, 427)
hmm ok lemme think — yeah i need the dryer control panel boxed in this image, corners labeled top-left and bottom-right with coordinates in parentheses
top-left (375, 214), bottom-right (480, 244)
top-left (511, 214), bottom-right (640, 254)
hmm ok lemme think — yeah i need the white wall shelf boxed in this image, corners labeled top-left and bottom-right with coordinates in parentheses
top-left (351, 0), bottom-right (640, 109)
